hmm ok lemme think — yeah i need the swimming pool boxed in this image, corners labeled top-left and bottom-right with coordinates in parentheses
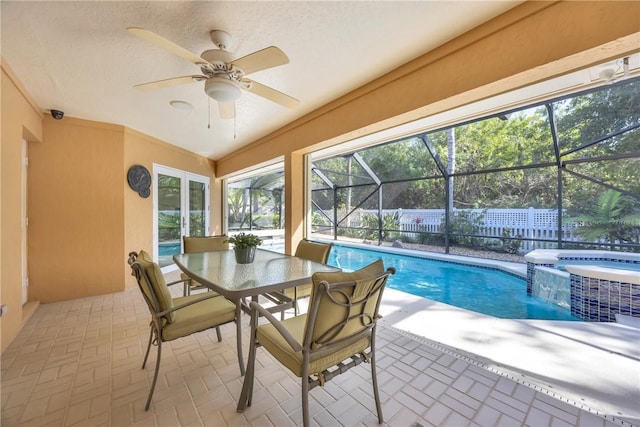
top-left (324, 244), bottom-right (579, 321)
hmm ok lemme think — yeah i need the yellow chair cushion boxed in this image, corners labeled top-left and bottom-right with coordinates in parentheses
top-left (163, 294), bottom-right (236, 341)
top-left (256, 314), bottom-right (370, 377)
top-left (310, 260), bottom-right (385, 349)
top-left (137, 250), bottom-right (176, 323)
top-left (283, 240), bottom-right (333, 300)
top-left (311, 276), bottom-right (382, 349)
top-left (310, 259), bottom-right (384, 301)
top-left (134, 253), bottom-right (154, 310)
top-left (183, 235), bottom-right (229, 253)
top-left (182, 236), bottom-right (228, 293)
top-left (294, 240), bottom-right (332, 263)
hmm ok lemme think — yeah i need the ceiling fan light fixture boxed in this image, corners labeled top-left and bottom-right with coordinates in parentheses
top-left (204, 77), bottom-right (242, 102)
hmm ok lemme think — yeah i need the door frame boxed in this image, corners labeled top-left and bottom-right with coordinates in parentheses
top-left (152, 164), bottom-right (210, 272)
top-left (21, 139), bottom-right (29, 305)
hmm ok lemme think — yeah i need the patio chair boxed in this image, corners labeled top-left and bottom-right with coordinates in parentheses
top-left (236, 259), bottom-right (395, 427)
top-left (284, 239), bottom-right (333, 315)
top-left (181, 235), bottom-right (229, 296)
top-left (128, 250), bottom-right (239, 410)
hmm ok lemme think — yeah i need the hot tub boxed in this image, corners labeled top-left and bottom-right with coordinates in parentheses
top-left (525, 250), bottom-right (639, 322)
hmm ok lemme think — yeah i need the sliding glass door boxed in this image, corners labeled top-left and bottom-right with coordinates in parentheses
top-left (154, 165), bottom-right (210, 269)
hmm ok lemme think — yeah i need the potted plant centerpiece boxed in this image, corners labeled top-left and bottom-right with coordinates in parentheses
top-left (226, 233), bottom-right (263, 264)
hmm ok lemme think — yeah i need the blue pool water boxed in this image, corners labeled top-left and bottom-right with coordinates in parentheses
top-left (325, 245), bottom-right (579, 321)
top-left (159, 242), bottom-right (181, 256)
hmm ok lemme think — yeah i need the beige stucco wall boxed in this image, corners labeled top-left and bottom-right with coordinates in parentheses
top-left (28, 116), bottom-right (126, 303)
top-left (27, 119), bottom-right (218, 302)
top-left (1, 65), bottom-right (43, 352)
top-left (1, 70), bottom-right (217, 351)
top-left (123, 128), bottom-right (216, 288)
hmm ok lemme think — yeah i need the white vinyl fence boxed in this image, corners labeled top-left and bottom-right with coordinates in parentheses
top-left (341, 208), bottom-right (578, 252)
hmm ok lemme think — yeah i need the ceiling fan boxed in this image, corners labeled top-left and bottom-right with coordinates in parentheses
top-left (127, 27), bottom-right (299, 119)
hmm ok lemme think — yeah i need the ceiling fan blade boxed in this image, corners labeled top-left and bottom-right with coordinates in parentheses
top-left (231, 46), bottom-right (289, 75)
top-left (134, 75), bottom-right (203, 91)
top-left (127, 27), bottom-right (208, 66)
top-left (243, 79), bottom-right (300, 108)
top-left (218, 102), bottom-right (236, 119)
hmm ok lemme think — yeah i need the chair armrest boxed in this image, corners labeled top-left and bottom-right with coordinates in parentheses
top-left (156, 292), bottom-right (223, 318)
top-left (166, 278), bottom-right (190, 287)
top-left (249, 301), bottom-right (303, 352)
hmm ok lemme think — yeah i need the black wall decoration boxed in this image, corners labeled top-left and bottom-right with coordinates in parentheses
top-left (127, 165), bottom-right (151, 198)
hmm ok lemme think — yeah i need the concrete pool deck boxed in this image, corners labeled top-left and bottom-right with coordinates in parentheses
top-left (301, 241), bottom-right (640, 423)
top-left (300, 241), bottom-right (640, 423)
top-left (378, 287), bottom-right (640, 426)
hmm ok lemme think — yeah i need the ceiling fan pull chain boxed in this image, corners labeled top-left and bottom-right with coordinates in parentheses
top-left (234, 114), bottom-right (237, 139)
top-left (208, 98), bottom-right (211, 129)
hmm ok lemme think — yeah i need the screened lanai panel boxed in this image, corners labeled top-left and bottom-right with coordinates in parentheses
top-left (311, 186), bottom-right (386, 239)
top-left (429, 107), bottom-right (556, 174)
top-left (562, 173), bottom-right (640, 250)
top-left (358, 137), bottom-right (440, 181)
top-left (452, 167), bottom-right (558, 209)
top-left (352, 210), bottom-right (402, 243)
top-left (565, 157), bottom-right (640, 195)
top-left (381, 180), bottom-right (445, 209)
top-left (563, 127), bottom-right (640, 161)
top-left (311, 186), bottom-right (334, 210)
top-left (555, 79), bottom-right (640, 158)
top-left (227, 171), bottom-right (284, 191)
top-left (307, 71), bottom-right (639, 255)
top-left (226, 169), bottom-right (285, 231)
top-left (311, 170), bottom-right (331, 191)
top-left (311, 184), bottom-right (382, 234)
top-left (312, 157), bottom-right (376, 187)
top-left (311, 187), bottom-right (334, 234)
top-left (335, 183), bottom-right (380, 212)
top-left (337, 186), bottom-right (382, 238)
top-left (311, 204), bottom-right (332, 227)
top-left (450, 168), bottom-right (559, 254)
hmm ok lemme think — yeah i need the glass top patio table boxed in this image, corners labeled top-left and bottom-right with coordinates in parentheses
top-left (173, 248), bottom-right (339, 300)
top-left (173, 248), bottom-right (340, 376)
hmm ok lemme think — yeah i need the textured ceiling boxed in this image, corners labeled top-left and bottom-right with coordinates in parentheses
top-left (1, 1), bottom-right (523, 160)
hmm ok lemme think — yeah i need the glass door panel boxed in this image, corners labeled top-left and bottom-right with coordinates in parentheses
top-left (154, 165), bottom-right (210, 270)
top-left (157, 173), bottom-right (182, 268)
top-left (188, 179), bottom-right (206, 236)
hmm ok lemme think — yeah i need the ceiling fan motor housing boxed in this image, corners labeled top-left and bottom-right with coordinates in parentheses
top-left (201, 49), bottom-right (235, 67)
top-left (205, 77), bottom-right (242, 102)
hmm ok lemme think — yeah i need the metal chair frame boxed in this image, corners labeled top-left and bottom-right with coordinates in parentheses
top-left (128, 251), bottom-right (240, 410)
top-left (237, 266), bottom-right (395, 427)
top-left (267, 239), bottom-right (333, 318)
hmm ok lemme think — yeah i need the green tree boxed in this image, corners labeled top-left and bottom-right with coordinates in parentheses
top-left (555, 80), bottom-right (640, 210)
top-left (567, 190), bottom-right (640, 247)
top-left (310, 78), bottom-right (639, 252)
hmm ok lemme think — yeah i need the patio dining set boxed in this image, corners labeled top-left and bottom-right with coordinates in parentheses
top-left (128, 236), bottom-right (395, 427)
